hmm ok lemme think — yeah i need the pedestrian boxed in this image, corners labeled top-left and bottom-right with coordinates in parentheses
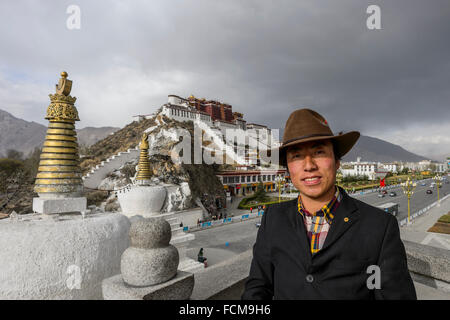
top-left (198, 248), bottom-right (207, 268)
top-left (197, 248), bottom-right (204, 262)
top-left (242, 108), bottom-right (416, 300)
top-left (250, 207), bottom-right (253, 213)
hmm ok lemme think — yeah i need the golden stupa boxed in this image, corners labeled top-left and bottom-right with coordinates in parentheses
top-left (34, 71), bottom-right (83, 197)
top-left (135, 132), bottom-right (152, 184)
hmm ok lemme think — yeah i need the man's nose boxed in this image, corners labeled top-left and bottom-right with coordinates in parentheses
top-left (303, 155), bottom-right (317, 171)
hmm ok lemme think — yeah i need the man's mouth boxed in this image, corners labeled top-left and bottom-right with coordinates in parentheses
top-left (302, 176), bottom-right (322, 185)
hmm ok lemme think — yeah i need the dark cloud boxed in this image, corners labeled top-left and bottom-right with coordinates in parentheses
top-left (0, 0), bottom-right (449, 160)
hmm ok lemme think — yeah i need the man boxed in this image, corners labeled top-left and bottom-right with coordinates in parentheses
top-left (242, 109), bottom-right (416, 300)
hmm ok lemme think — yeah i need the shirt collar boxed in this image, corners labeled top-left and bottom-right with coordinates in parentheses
top-left (297, 186), bottom-right (341, 224)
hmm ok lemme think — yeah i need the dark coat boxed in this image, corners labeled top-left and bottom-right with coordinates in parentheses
top-left (242, 188), bottom-right (417, 300)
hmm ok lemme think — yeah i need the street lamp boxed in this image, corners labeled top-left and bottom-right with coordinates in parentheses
top-left (401, 177), bottom-right (417, 224)
top-left (433, 174), bottom-right (443, 206)
top-left (275, 175), bottom-right (284, 203)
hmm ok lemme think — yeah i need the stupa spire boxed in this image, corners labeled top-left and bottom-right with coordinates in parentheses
top-left (34, 71), bottom-right (83, 198)
top-left (135, 132), bottom-right (152, 184)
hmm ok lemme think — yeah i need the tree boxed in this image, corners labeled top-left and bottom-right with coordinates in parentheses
top-left (400, 168), bottom-right (409, 175)
top-left (23, 147), bottom-right (41, 183)
top-left (253, 182), bottom-right (269, 202)
top-left (0, 158), bottom-right (27, 211)
top-left (6, 149), bottom-right (23, 160)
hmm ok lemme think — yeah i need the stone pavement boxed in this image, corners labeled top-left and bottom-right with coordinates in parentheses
top-left (400, 196), bottom-right (450, 299)
top-left (400, 196), bottom-right (450, 251)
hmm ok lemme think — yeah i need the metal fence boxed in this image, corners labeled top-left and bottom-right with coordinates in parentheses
top-left (399, 193), bottom-right (450, 227)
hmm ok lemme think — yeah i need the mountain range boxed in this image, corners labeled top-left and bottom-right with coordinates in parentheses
top-left (0, 108), bottom-right (430, 162)
top-left (341, 135), bottom-right (427, 163)
top-left (0, 109), bottom-right (119, 158)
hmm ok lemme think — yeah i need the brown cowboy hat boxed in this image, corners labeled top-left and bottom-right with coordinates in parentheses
top-left (273, 108), bottom-right (360, 166)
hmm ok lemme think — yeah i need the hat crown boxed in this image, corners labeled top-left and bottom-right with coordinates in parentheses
top-left (283, 109), bottom-right (333, 144)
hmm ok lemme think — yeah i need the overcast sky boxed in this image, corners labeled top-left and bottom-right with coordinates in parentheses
top-left (0, 0), bottom-right (449, 161)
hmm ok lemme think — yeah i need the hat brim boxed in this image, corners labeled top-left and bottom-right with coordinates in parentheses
top-left (271, 131), bottom-right (360, 166)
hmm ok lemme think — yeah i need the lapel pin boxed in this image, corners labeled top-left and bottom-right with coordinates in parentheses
top-left (344, 217), bottom-right (349, 223)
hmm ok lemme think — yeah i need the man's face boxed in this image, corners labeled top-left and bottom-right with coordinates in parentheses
top-left (286, 140), bottom-right (340, 201)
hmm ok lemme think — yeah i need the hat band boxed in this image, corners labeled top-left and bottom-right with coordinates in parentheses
top-left (282, 133), bottom-right (333, 146)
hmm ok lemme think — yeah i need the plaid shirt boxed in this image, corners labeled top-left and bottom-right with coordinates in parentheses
top-left (297, 187), bottom-right (342, 254)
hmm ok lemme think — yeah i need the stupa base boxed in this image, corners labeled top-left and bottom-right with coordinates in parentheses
top-left (102, 271), bottom-right (194, 300)
top-left (33, 197), bottom-right (87, 214)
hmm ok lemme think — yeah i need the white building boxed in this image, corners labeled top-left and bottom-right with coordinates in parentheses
top-left (340, 162), bottom-right (378, 180)
top-left (379, 163), bottom-right (398, 173)
top-left (134, 95), bottom-right (280, 167)
top-left (340, 158), bottom-right (401, 180)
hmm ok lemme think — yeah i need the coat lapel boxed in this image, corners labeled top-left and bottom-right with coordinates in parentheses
top-left (320, 188), bottom-right (360, 252)
top-left (287, 198), bottom-right (312, 267)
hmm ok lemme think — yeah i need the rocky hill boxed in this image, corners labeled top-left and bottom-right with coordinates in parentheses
top-left (0, 109), bottom-right (46, 158)
top-left (80, 114), bottom-right (227, 214)
top-left (76, 126), bottom-right (119, 147)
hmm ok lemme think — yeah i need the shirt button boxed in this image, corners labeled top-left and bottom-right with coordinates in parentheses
top-left (306, 274), bottom-right (314, 283)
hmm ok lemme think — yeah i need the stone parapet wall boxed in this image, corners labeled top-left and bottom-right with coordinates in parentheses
top-left (404, 240), bottom-right (450, 292)
top-left (191, 241), bottom-right (450, 300)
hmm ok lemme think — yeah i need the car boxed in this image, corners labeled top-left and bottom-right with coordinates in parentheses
top-left (421, 183), bottom-right (426, 186)
top-left (377, 193), bottom-right (385, 198)
top-left (426, 190), bottom-right (433, 194)
top-left (377, 202), bottom-right (399, 217)
top-left (382, 190), bottom-right (388, 195)
top-left (389, 192), bottom-right (397, 197)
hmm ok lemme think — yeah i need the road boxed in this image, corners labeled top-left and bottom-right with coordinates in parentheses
top-left (351, 178), bottom-right (450, 222)
top-left (186, 177), bottom-right (450, 266)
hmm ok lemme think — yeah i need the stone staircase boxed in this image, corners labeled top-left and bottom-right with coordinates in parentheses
top-left (161, 212), bottom-right (205, 273)
top-left (166, 216), bottom-right (186, 238)
top-left (82, 147), bottom-right (140, 189)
